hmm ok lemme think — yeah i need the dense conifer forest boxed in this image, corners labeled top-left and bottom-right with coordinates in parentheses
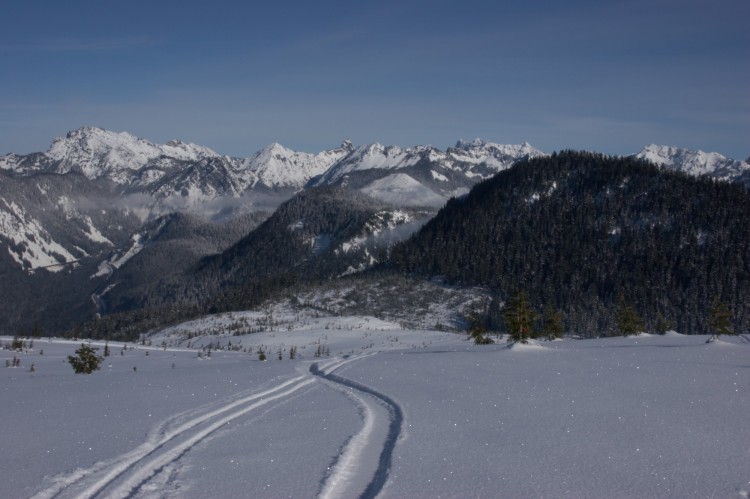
top-left (390, 151), bottom-right (750, 336)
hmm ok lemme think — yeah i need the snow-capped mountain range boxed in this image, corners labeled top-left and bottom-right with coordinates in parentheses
top-left (0, 127), bottom-right (546, 279)
top-left (0, 127), bottom-right (545, 205)
top-left (1, 127), bottom-right (748, 278)
top-left (0, 127), bottom-right (353, 198)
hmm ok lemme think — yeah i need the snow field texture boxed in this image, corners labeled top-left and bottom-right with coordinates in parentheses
top-left (1, 317), bottom-right (749, 498)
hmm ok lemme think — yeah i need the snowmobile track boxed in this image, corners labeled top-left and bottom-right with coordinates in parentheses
top-left (311, 360), bottom-right (403, 499)
top-left (31, 358), bottom-right (351, 499)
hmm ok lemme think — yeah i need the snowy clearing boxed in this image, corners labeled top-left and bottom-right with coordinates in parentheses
top-left (1, 315), bottom-right (748, 498)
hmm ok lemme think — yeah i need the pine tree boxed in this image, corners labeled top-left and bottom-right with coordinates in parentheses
top-left (67, 343), bottom-right (103, 374)
top-left (616, 297), bottom-right (644, 336)
top-left (11, 335), bottom-right (23, 351)
top-left (103, 341), bottom-right (110, 357)
top-left (654, 313), bottom-right (671, 335)
top-left (707, 297), bottom-right (733, 342)
top-left (258, 348), bottom-right (267, 361)
top-left (504, 291), bottom-right (537, 344)
top-left (541, 305), bottom-right (564, 341)
top-left (468, 318), bottom-right (493, 345)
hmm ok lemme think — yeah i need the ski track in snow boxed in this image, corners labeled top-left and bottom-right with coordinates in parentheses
top-left (31, 357), bottom-right (356, 499)
top-left (312, 356), bottom-right (403, 499)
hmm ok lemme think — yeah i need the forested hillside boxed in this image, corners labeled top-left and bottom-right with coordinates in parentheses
top-left (390, 151), bottom-right (750, 336)
top-left (196, 187), bottom-right (432, 298)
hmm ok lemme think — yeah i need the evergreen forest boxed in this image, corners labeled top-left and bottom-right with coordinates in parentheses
top-left (390, 151), bottom-right (750, 336)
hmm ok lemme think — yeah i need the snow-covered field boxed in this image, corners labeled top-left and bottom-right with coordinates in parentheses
top-left (2, 310), bottom-right (749, 499)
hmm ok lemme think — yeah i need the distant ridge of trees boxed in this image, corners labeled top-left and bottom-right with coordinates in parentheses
top-left (390, 151), bottom-right (750, 336)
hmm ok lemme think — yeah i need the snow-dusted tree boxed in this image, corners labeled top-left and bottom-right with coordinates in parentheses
top-left (616, 297), bottom-right (644, 336)
top-left (258, 348), bottom-right (267, 361)
top-left (504, 291), bottom-right (537, 344)
top-left (707, 297), bottom-right (733, 342)
top-left (67, 344), bottom-right (103, 374)
top-left (103, 341), bottom-right (110, 357)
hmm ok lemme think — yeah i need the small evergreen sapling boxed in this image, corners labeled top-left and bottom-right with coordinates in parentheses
top-left (67, 343), bottom-right (103, 374)
top-left (654, 313), bottom-right (672, 335)
top-left (707, 297), bottom-right (733, 342)
top-left (616, 297), bottom-right (644, 336)
top-left (468, 318), bottom-right (493, 345)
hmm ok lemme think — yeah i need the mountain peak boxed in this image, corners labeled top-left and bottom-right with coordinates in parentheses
top-left (635, 144), bottom-right (750, 183)
top-left (44, 127), bottom-right (220, 182)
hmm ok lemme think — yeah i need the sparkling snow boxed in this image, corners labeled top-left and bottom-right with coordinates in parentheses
top-left (1, 312), bottom-right (748, 499)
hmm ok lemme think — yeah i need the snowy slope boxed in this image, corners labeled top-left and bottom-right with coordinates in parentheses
top-left (0, 198), bottom-right (78, 271)
top-left (448, 138), bottom-right (545, 171)
top-left (243, 140), bottom-right (353, 190)
top-left (2, 312), bottom-right (748, 499)
top-left (46, 127), bottom-right (220, 183)
top-left (636, 144), bottom-right (750, 184)
top-left (360, 173), bottom-right (446, 207)
top-left (314, 143), bottom-right (431, 185)
top-left (315, 139), bottom-right (545, 187)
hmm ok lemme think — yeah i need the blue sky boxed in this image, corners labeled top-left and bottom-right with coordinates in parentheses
top-left (1, 0), bottom-right (748, 159)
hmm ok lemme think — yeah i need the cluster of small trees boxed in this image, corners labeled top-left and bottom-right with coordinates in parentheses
top-left (472, 289), bottom-right (737, 344)
top-left (615, 295), bottom-right (736, 341)
top-left (502, 292), bottom-right (564, 344)
top-left (5, 356), bottom-right (21, 368)
top-left (2, 336), bottom-right (34, 352)
top-left (256, 345), bottom-right (303, 361)
top-left (470, 291), bottom-right (564, 344)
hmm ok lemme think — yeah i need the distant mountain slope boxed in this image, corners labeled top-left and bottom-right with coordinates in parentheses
top-left (390, 151), bottom-right (750, 336)
top-left (312, 139), bottom-right (546, 206)
top-left (635, 144), bottom-right (750, 186)
top-left (95, 211), bottom-right (269, 315)
top-left (198, 187), bottom-right (432, 289)
top-left (0, 170), bottom-right (140, 272)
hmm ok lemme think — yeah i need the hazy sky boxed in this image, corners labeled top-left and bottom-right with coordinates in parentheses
top-left (1, 0), bottom-right (748, 159)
